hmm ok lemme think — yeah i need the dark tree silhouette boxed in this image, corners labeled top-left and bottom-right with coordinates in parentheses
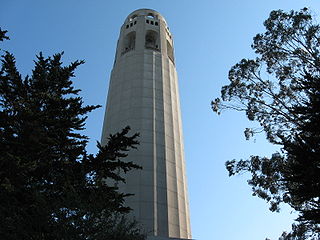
top-left (0, 28), bottom-right (9, 42)
top-left (212, 8), bottom-right (320, 239)
top-left (0, 29), bottom-right (145, 240)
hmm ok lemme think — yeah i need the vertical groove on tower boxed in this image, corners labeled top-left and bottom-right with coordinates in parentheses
top-left (152, 52), bottom-right (158, 236)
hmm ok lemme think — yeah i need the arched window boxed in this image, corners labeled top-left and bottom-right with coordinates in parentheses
top-left (145, 30), bottom-right (159, 50)
top-left (129, 14), bottom-right (138, 21)
top-left (167, 40), bottom-right (174, 63)
top-left (146, 13), bottom-right (155, 19)
top-left (122, 31), bottom-right (136, 54)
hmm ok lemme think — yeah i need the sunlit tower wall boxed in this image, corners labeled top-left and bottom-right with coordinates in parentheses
top-left (101, 9), bottom-right (191, 240)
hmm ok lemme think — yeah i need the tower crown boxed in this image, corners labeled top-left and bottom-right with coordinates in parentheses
top-left (125, 9), bottom-right (167, 26)
top-left (115, 9), bottom-right (174, 65)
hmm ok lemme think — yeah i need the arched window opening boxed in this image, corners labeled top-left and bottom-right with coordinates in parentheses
top-left (145, 30), bottom-right (159, 51)
top-left (129, 14), bottom-right (138, 21)
top-left (146, 13), bottom-right (155, 19)
top-left (122, 31), bottom-right (136, 54)
top-left (167, 40), bottom-right (174, 63)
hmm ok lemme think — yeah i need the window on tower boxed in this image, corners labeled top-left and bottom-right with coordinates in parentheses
top-left (130, 14), bottom-right (138, 21)
top-left (122, 31), bottom-right (136, 54)
top-left (145, 30), bottom-right (159, 51)
top-left (167, 40), bottom-right (174, 63)
top-left (146, 13), bottom-right (156, 19)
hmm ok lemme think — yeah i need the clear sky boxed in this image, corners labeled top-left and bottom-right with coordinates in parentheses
top-left (1, 1), bottom-right (320, 240)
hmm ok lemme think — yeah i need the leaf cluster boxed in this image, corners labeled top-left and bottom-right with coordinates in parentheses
top-left (0, 28), bottom-right (9, 42)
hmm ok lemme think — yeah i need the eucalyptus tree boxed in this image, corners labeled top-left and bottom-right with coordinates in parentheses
top-left (212, 8), bottom-right (320, 239)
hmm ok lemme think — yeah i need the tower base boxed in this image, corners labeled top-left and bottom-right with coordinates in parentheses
top-left (147, 237), bottom-right (193, 240)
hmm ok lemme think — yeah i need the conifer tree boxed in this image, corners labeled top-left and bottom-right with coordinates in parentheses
top-left (0, 29), bottom-right (145, 240)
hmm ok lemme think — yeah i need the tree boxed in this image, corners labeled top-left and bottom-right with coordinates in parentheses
top-left (211, 8), bottom-right (320, 239)
top-left (0, 30), bottom-right (145, 240)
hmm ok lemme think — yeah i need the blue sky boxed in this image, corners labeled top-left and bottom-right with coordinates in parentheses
top-left (1, 1), bottom-right (320, 239)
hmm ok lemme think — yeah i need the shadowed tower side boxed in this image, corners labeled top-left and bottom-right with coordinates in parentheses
top-left (101, 9), bottom-right (191, 240)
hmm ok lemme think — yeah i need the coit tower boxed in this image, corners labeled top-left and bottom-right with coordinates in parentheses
top-left (101, 9), bottom-right (191, 240)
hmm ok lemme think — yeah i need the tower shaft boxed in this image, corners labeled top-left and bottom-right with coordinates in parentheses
top-left (101, 9), bottom-right (191, 239)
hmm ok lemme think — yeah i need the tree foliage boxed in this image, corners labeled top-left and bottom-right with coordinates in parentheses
top-left (0, 28), bottom-right (9, 42)
top-left (0, 30), bottom-right (145, 240)
top-left (212, 8), bottom-right (320, 239)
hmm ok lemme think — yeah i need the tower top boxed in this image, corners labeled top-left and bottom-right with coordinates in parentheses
top-left (125, 8), bottom-right (167, 25)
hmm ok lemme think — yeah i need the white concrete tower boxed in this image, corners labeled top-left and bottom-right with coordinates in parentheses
top-left (101, 9), bottom-right (191, 240)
